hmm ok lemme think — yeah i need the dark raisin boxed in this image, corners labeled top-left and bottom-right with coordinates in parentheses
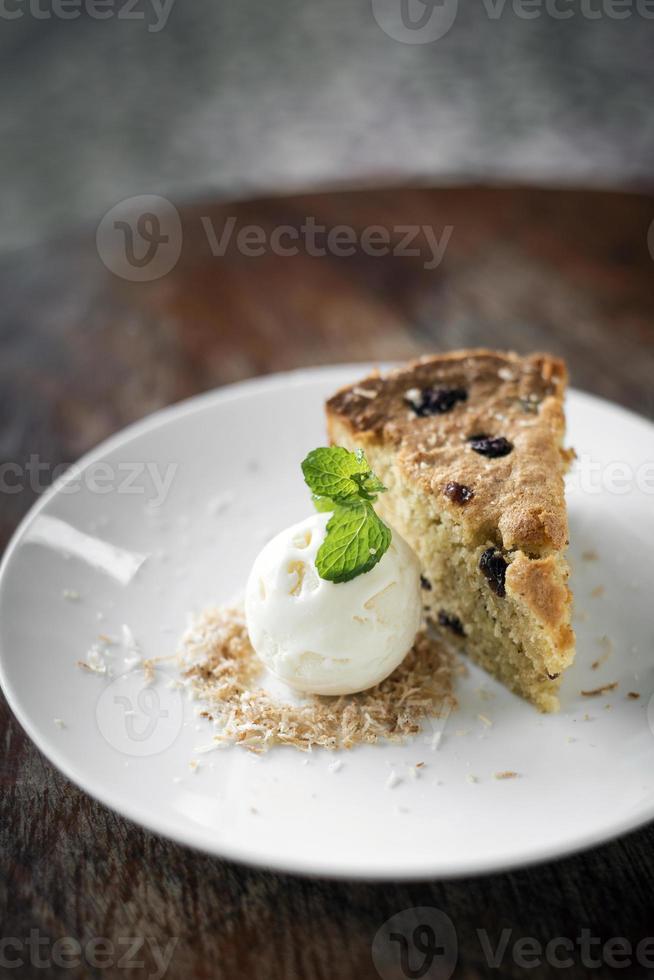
top-left (443, 481), bottom-right (474, 505)
top-left (420, 574), bottom-right (432, 591)
top-left (547, 672), bottom-right (560, 680)
top-left (469, 435), bottom-right (513, 458)
top-left (479, 548), bottom-right (508, 597)
top-left (437, 610), bottom-right (466, 636)
top-left (405, 386), bottom-right (467, 417)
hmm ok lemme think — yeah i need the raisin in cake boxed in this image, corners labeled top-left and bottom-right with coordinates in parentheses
top-left (326, 350), bottom-right (575, 712)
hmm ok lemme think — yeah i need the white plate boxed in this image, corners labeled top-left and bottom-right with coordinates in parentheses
top-left (1, 366), bottom-right (653, 880)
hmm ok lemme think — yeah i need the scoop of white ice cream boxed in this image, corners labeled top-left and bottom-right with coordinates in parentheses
top-left (244, 512), bottom-right (422, 695)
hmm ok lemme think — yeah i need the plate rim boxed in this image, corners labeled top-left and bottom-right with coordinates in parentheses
top-left (1, 364), bottom-right (653, 880)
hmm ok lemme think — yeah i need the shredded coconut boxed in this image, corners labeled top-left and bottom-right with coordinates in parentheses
top-left (177, 605), bottom-right (457, 754)
top-left (386, 771), bottom-right (402, 789)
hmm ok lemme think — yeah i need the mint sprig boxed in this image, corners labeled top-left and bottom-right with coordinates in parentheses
top-left (317, 501), bottom-right (392, 583)
top-left (301, 446), bottom-right (392, 583)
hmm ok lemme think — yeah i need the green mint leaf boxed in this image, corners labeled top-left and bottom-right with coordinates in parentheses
top-left (301, 446), bottom-right (387, 504)
top-left (302, 446), bottom-right (370, 501)
top-left (311, 494), bottom-right (335, 513)
top-left (315, 500), bottom-right (392, 583)
top-left (301, 446), bottom-right (392, 581)
top-left (358, 472), bottom-right (387, 497)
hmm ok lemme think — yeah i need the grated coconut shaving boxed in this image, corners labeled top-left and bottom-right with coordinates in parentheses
top-left (177, 605), bottom-right (458, 754)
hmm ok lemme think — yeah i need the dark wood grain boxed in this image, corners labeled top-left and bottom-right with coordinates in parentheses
top-left (1, 185), bottom-right (654, 980)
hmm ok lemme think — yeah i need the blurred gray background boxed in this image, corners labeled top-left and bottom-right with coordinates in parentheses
top-left (1, 0), bottom-right (653, 252)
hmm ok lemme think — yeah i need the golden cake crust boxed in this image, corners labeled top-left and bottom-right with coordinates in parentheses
top-left (327, 349), bottom-right (575, 710)
top-left (326, 349), bottom-right (570, 555)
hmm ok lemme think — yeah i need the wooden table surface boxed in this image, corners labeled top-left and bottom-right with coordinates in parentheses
top-left (1, 185), bottom-right (654, 979)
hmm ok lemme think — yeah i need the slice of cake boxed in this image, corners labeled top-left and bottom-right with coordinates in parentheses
top-left (326, 349), bottom-right (575, 712)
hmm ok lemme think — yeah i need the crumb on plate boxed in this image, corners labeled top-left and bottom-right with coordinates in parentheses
top-left (581, 682), bottom-right (618, 697)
